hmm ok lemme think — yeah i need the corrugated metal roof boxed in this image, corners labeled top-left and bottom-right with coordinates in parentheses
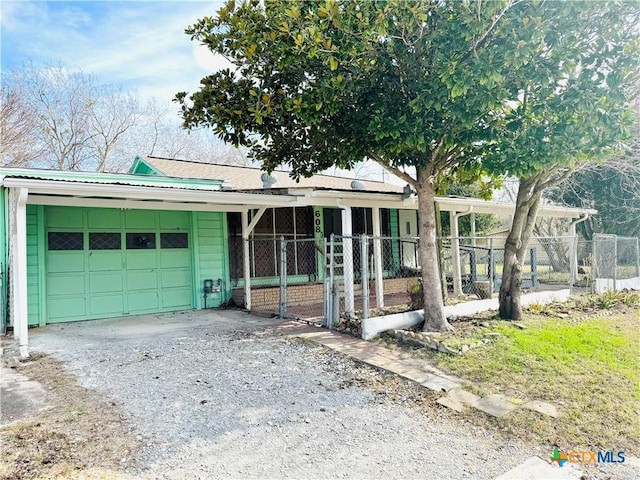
top-left (140, 156), bottom-right (405, 193)
top-left (0, 167), bottom-right (224, 191)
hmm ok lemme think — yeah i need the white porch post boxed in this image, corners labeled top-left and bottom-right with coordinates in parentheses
top-left (340, 204), bottom-right (355, 315)
top-left (372, 207), bottom-right (384, 308)
top-left (450, 210), bottom-right (463, 297)
top-left (241, 209), bottom-right (251, 311)
top-left (470, 212), bottom-right (477, 247)
top-left (13, 188), bottom-right (29, 357)
top-left (569, 214), bottom-right (589, 287)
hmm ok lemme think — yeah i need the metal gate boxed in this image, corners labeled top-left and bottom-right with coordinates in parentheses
top-left (277, 237), bottom-right (328, 320)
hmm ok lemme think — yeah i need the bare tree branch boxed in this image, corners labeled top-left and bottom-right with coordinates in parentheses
top-left (1, 86), bottom-right (43, 166)
top-left (367, 151), bottom-right (417, 187)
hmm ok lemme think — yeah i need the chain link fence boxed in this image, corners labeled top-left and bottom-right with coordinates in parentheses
top-left (229, 236), bottom-right (325, 315)
top-left (324, 235), bottom-right (423, 330)
top-left (592, 234), bottom-right (640, 293)
top-left (234, 233), bottom-right (639, 323)
top-left (438, 236), bottom-right (576, 299)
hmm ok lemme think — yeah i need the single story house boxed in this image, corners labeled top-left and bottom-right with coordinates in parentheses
top-left (1, 156), bottom-right (595, 356)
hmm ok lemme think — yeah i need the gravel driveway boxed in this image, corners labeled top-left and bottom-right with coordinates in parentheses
top-left (28, 310), bottom-right (544, 479)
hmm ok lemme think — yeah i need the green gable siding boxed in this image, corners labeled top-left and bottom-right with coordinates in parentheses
top-left (129, 158), bottom-right (162, 176)
top-left (193, 212), bottom-right (229, 308)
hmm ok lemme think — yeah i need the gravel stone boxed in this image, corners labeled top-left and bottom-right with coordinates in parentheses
top-left (28, 311), bottom-right (638, 480)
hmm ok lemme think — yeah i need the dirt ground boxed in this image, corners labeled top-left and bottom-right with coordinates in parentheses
top-left (0, 348), bottom-right (139, 480)
top-left (0, 339), bottom-right (440, 480)
top-left (3, 299), bottom-right (637, 479)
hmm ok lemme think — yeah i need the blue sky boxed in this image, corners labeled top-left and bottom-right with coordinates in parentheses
top-left (0, 0), bottom-right (393, 180)
top-left (1, 0), bottom-right (230, 103)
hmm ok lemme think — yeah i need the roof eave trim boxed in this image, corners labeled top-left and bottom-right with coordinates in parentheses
top-left (2, 178), bottom-right (296, 206)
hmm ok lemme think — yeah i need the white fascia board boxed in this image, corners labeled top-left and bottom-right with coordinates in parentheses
top-left (536, 204), bottom-right (598, 218)
top-left (302, 190), bottom-right (407, 209)
top-left (27, 195), bottom-right (250, 212)
top-left (302, 189), bottom-right (596, 219)
top-left (295, 197), bottom-right (405, 209)
top-left (435, 196), bottom-right (596, 218)
top-left (11, 177), bottom-right (596, 219)
top-left (3, 178), bottom-right (295, 207)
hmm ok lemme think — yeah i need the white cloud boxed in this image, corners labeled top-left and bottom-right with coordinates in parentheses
top-left (0, 1), bottom-right (48, 32)
top-left (193, 44), bottom-right (233, 73)
top-left (2, 1), bottom-right (227, 103)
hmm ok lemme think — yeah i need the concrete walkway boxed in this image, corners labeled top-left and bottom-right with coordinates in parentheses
top-left (283, 322), bottom-right (581, 479)
top-left (291, 325), bottom-right (461, 392)
top-left (0, 364), bottom-right (49, 427)
top-left (287, 322), bottom-right (557, 420)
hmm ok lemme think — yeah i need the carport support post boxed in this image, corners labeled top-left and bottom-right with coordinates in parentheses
top-left (372, 207), bottom-right (384, 308)
top-left (327, 233), bottom-right (337, 329)
top-left (340, 204), bottom-right (355, 315)
top-left (569, 225), bottom-right (578, 290)
top-left (13, 188), bottom-right (29, 358)
top-left (241, 210), bottom-right (252, 311)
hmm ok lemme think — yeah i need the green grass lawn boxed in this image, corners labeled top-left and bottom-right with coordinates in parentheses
top-left (440, 308), bottom-right (639, 452)
top-left (392, 296), bottom-right (640, 453)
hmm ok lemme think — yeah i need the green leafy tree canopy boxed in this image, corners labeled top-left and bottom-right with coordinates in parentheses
top-left (176, 0), bottom-right (640, 328)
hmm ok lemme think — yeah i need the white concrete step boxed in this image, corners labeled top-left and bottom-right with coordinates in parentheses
top-left (493, 456), bottom-right (583, 480)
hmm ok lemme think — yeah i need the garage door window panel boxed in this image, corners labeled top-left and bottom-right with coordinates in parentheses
top-left (160, 233), bottom-right (188, 249)
top-left (126, 233), bottom-right (156, 249)
top-left (89, 232), bottom-right (122, 250)
top-left (48, 232), bottom-right (83, 250)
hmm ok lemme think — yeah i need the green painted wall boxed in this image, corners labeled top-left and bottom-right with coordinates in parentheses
top-left (193, 211), bottom-right (229, 308)
top-left (131, 162), bottom-right (158, 175)
top-left (0, 189), bottom-right (6, 330)
top-left (26, 205), bottom-right (40, 326)
top-left (313, 207), bottom-right (325, 281)
top-left (390, 209), bottom-right (401, 272)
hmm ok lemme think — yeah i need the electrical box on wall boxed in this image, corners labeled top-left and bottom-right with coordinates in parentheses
top-left (203, 279), bottom-right (223, 308)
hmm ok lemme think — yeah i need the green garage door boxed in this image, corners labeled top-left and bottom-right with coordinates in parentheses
top-left (45, 207), bottom-right (193, 323)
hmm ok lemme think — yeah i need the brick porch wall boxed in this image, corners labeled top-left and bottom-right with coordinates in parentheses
top-left (232, 276), bottom-right (419, 311)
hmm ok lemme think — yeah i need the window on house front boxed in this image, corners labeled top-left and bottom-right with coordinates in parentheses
top-left (227, 207), bottom-right (315, 282)
top-left (381, 209), bottom-right (392, 236)
top-left (48, 232), bottom-right (84, 251)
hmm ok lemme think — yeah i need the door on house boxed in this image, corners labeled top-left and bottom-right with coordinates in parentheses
top-left (398, 209), bottom-right (419, 268)
top-left (322, 208), bottom-right (343, 239)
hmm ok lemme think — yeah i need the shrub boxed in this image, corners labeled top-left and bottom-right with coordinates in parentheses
top-left (408, 279), bottom-right (424, 310)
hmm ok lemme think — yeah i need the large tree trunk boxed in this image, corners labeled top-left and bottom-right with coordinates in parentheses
top-left (434, 202), bottom-right (448, 302)
top-left (417, 174), bottom-right (453, 332)
top-left (499, 177), bottom-right (543, 320)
